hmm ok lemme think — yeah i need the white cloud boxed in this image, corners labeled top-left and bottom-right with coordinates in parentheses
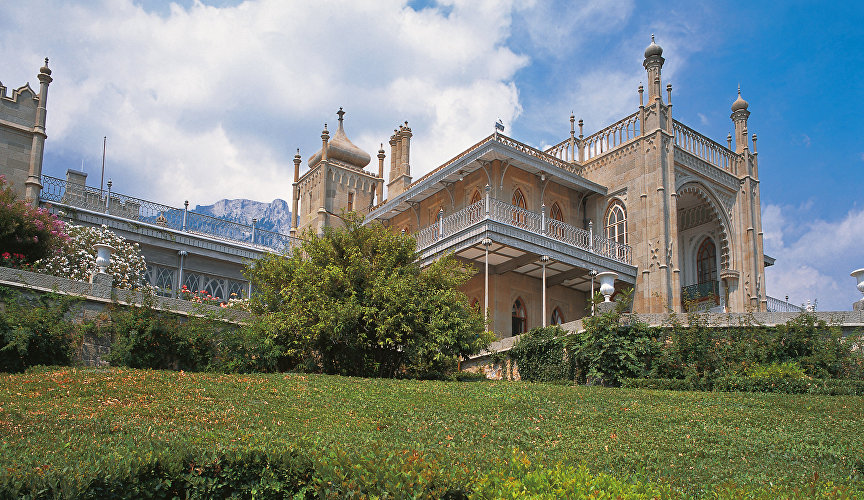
top-left (0, 0), bottom-right (529, 204)
top-left (763, 203), bottom-right (864, 311)
top-left (697, 112), bottom-right (709, 125)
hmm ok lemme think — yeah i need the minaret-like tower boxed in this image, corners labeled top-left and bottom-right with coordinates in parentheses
top-left (295, 108), bottom-right (378, 234)
top-left (731, 86), bottom-right (750, 153)
top-left (728, 87), bottom-right (766, 310)
top-left (24, 58), bottom-right (53, 205)
top-left (642, 35), bottom-right (664, 102)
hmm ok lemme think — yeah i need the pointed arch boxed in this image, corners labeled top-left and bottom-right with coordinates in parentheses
top-left (605, 199), bottom-right (627, 245)
top-left (551, 306), bottom-right (564, 325)
top-left (697, 237), bottom-right (718, 283)
top-left (470, 189), bottom-right (482, 205)
top-left (512, 188), bottom-right (527, 227)
top-left (677, 182), bottom-right (732, 270)
top-left (512, 188), bottom-right (526, 209)
top-left (512, 297), bottom-right (527, 336)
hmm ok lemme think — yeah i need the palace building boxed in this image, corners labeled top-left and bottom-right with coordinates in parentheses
top-left (293, 37), bottom-right (770, 338)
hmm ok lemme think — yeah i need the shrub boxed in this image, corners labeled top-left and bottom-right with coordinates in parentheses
top-left (0, 175), bottom-right (68, 265)
top-left (572, 290), bottom-right (659, 386)
top-left (33, 223), bottom-right (149, 290)
top-left (106, 300), bottom-right (230, 371)
top-left (508, 325), bottom-right (573, 382)
top-left (0, 287), bottom-right (83, 372)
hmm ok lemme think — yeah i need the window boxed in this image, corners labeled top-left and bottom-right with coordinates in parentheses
top-left (471, 189), bottom-right (482, 205)
top-left (347, 192), bottom-right (354, 212)
top-left (550, 202), bottom-right (563, 222)
top-left (605, 200), bottom-right (627, 244)
top-left (696, 237), bottom-right (717, 284)
top-left (551, 307), bottom-right (564, 325)
top-left (549, 202), bottom-right (564, 238)
top-left (470, 297), bottom-right (481, 313)
top-left (512, 188), bottom-right (527, 227)
top-left (512, 297), bottom-right (527, 336)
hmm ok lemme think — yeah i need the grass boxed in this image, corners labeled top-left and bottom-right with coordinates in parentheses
top-left (1, 367), bottom-right (862, 496)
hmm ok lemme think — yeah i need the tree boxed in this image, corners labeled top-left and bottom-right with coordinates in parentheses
top-left (0, 175), bottom-right (68, 265)
top-left (33, 224), bottom-right (149, 290)
top-left (245, 213), bottom-right (492, 378)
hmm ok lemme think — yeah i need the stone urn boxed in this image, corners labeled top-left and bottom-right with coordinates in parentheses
top-left (596, 271), bottom-right (617, 302)
top-left (852, 268), bottom-right (864, 310)
top-left (93, 243), bottom-right (115, 274)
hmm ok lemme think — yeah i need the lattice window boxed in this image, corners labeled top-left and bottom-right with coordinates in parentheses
top-left (605, 200), bottom-right (627, 245)
top-left (202, 276), bottom-right (227, 301)
top-left (145, 264), bottom-right (176, 297)
top-left (512, 297), bottom-right (527, 336)
top-left (228, 280), bottom-right (246, 300)
top-left (470, 190), bottom-right (482, 204)
top-left (697, 238), bottom-right (717, 284)
top-left (512, 188), bottom-right (527, 226)
top-left (184, 272), bottom-right (202, 293)
top-left (551, 307), bottom-right (564, 325)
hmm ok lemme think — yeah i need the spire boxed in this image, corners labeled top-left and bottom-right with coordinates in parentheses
top-left (337, 106), bottom-right (345, 129)
top-left (642, 35), bottom-right (665, 101)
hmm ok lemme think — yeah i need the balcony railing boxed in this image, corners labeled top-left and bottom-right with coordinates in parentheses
top-left (682, 281), bottom-right (720, 305)
top-left (766, 296), bottom-right (805, 313)
top-left (416, 198), bottom-right (632, 265)
top-left (39, 175), bottom-right (297, 254)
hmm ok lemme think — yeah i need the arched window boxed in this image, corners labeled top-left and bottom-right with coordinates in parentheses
top-left (551, 307), bottom-right (564, 325)
top-left (605, 200), bottom-right (627, 245)
top-left (550, 202), bottom-right (563, 221)
top-left (549, 202), bottom-right (564, 238)
top-left (347, 192), bottom-right (354, 212)
top-left (470, 297), bottom-right (481, 313)
top-left (470, 189), bottom-right (482, 205)
top-left (512, 188), bottom-right (527, 209)
top-left (696, 237), bottom-right (717, 283)
top-left (512, 188), bottom-right (527, 227)
top-left (512, 297), bottom-right (527, 336)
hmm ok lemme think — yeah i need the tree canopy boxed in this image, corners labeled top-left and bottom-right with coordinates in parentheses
top-left (245, 214), bottom-right (491, 378)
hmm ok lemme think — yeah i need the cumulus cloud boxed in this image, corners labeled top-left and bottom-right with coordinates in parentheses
top-left (0, 0), bottom-right (529, 204)
top-left (763, 203), bottom-right (864, 311)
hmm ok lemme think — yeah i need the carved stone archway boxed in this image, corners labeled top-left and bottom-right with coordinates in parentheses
top-left (677, 183), bottom-right (731, 270)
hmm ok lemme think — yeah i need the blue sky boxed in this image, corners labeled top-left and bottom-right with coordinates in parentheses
top-left (1, 0), bottom-right (862, 309)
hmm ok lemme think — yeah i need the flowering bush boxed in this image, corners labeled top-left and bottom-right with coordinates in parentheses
top-left (179, 286), bottom-right (249, 310)
top-left (0, 175), bottom-right (68, 265)
top-left (33, 224), bottom-right (149, 290)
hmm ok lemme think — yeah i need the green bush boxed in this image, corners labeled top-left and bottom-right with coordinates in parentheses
top-left (0, 175), bottom-right (68, 265)
top-left (507, 325), bottom-right (573, 382)
top-left (106, 300), bottom-right (233, 371)
top-left (471, 450), bottom-right (676, 499)
top-left (0, 287), bottom-right (83, 372)
top-left (572, 291), bottom-right (659, 386)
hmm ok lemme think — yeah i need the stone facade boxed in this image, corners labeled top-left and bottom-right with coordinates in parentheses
top-left (296, 37), bottom-right (771, 339)
top-left (0, 59), bottom-right (51, 203)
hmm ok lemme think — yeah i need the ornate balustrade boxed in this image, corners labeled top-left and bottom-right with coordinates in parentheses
top-left (40, 175), bottom-right (296, 254)
top-left (672, 120), bottom-right (739, 173)
top-left (492, 133), bottom-right (582, 175)
top-left (415, 198), bottom-right (632, 265)
top-left (582, 112), bottom-right (641, 161)
top-left (766, 296), bottom-right (805, 313)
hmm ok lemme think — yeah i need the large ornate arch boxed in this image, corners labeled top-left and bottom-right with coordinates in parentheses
top-left (676, 182), bottom-right (732, 270)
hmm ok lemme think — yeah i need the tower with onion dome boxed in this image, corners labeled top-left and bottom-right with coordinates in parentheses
top-left (293, 108), bottom-right (383, 235)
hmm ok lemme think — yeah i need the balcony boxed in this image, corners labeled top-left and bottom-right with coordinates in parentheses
top-left (39, 175), bottom-right (298, 254)
top-left (415, 198), bottom-right (632, 266)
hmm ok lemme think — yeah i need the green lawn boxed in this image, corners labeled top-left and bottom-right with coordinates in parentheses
top-left (1, 367), bottom-right (862, 496)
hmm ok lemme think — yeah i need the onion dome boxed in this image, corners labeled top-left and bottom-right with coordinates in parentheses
top-left (40, 58), bottom-right (51, 76)
top-left (731, 86), bottom-right (749, 112)
top-left (308, 107), bottom-right (371, 169)
top-left (644, 34), bottom-right (663, 58)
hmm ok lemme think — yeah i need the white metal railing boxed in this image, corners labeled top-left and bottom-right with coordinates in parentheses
top-left (40, 175), bottom-right (299, 254)
top-left (415, 198), bottom-right (632, 265)
top-left (766, 296), bottom-right (805, 313)
top-left (672, 120), bottom-right (739, 174)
